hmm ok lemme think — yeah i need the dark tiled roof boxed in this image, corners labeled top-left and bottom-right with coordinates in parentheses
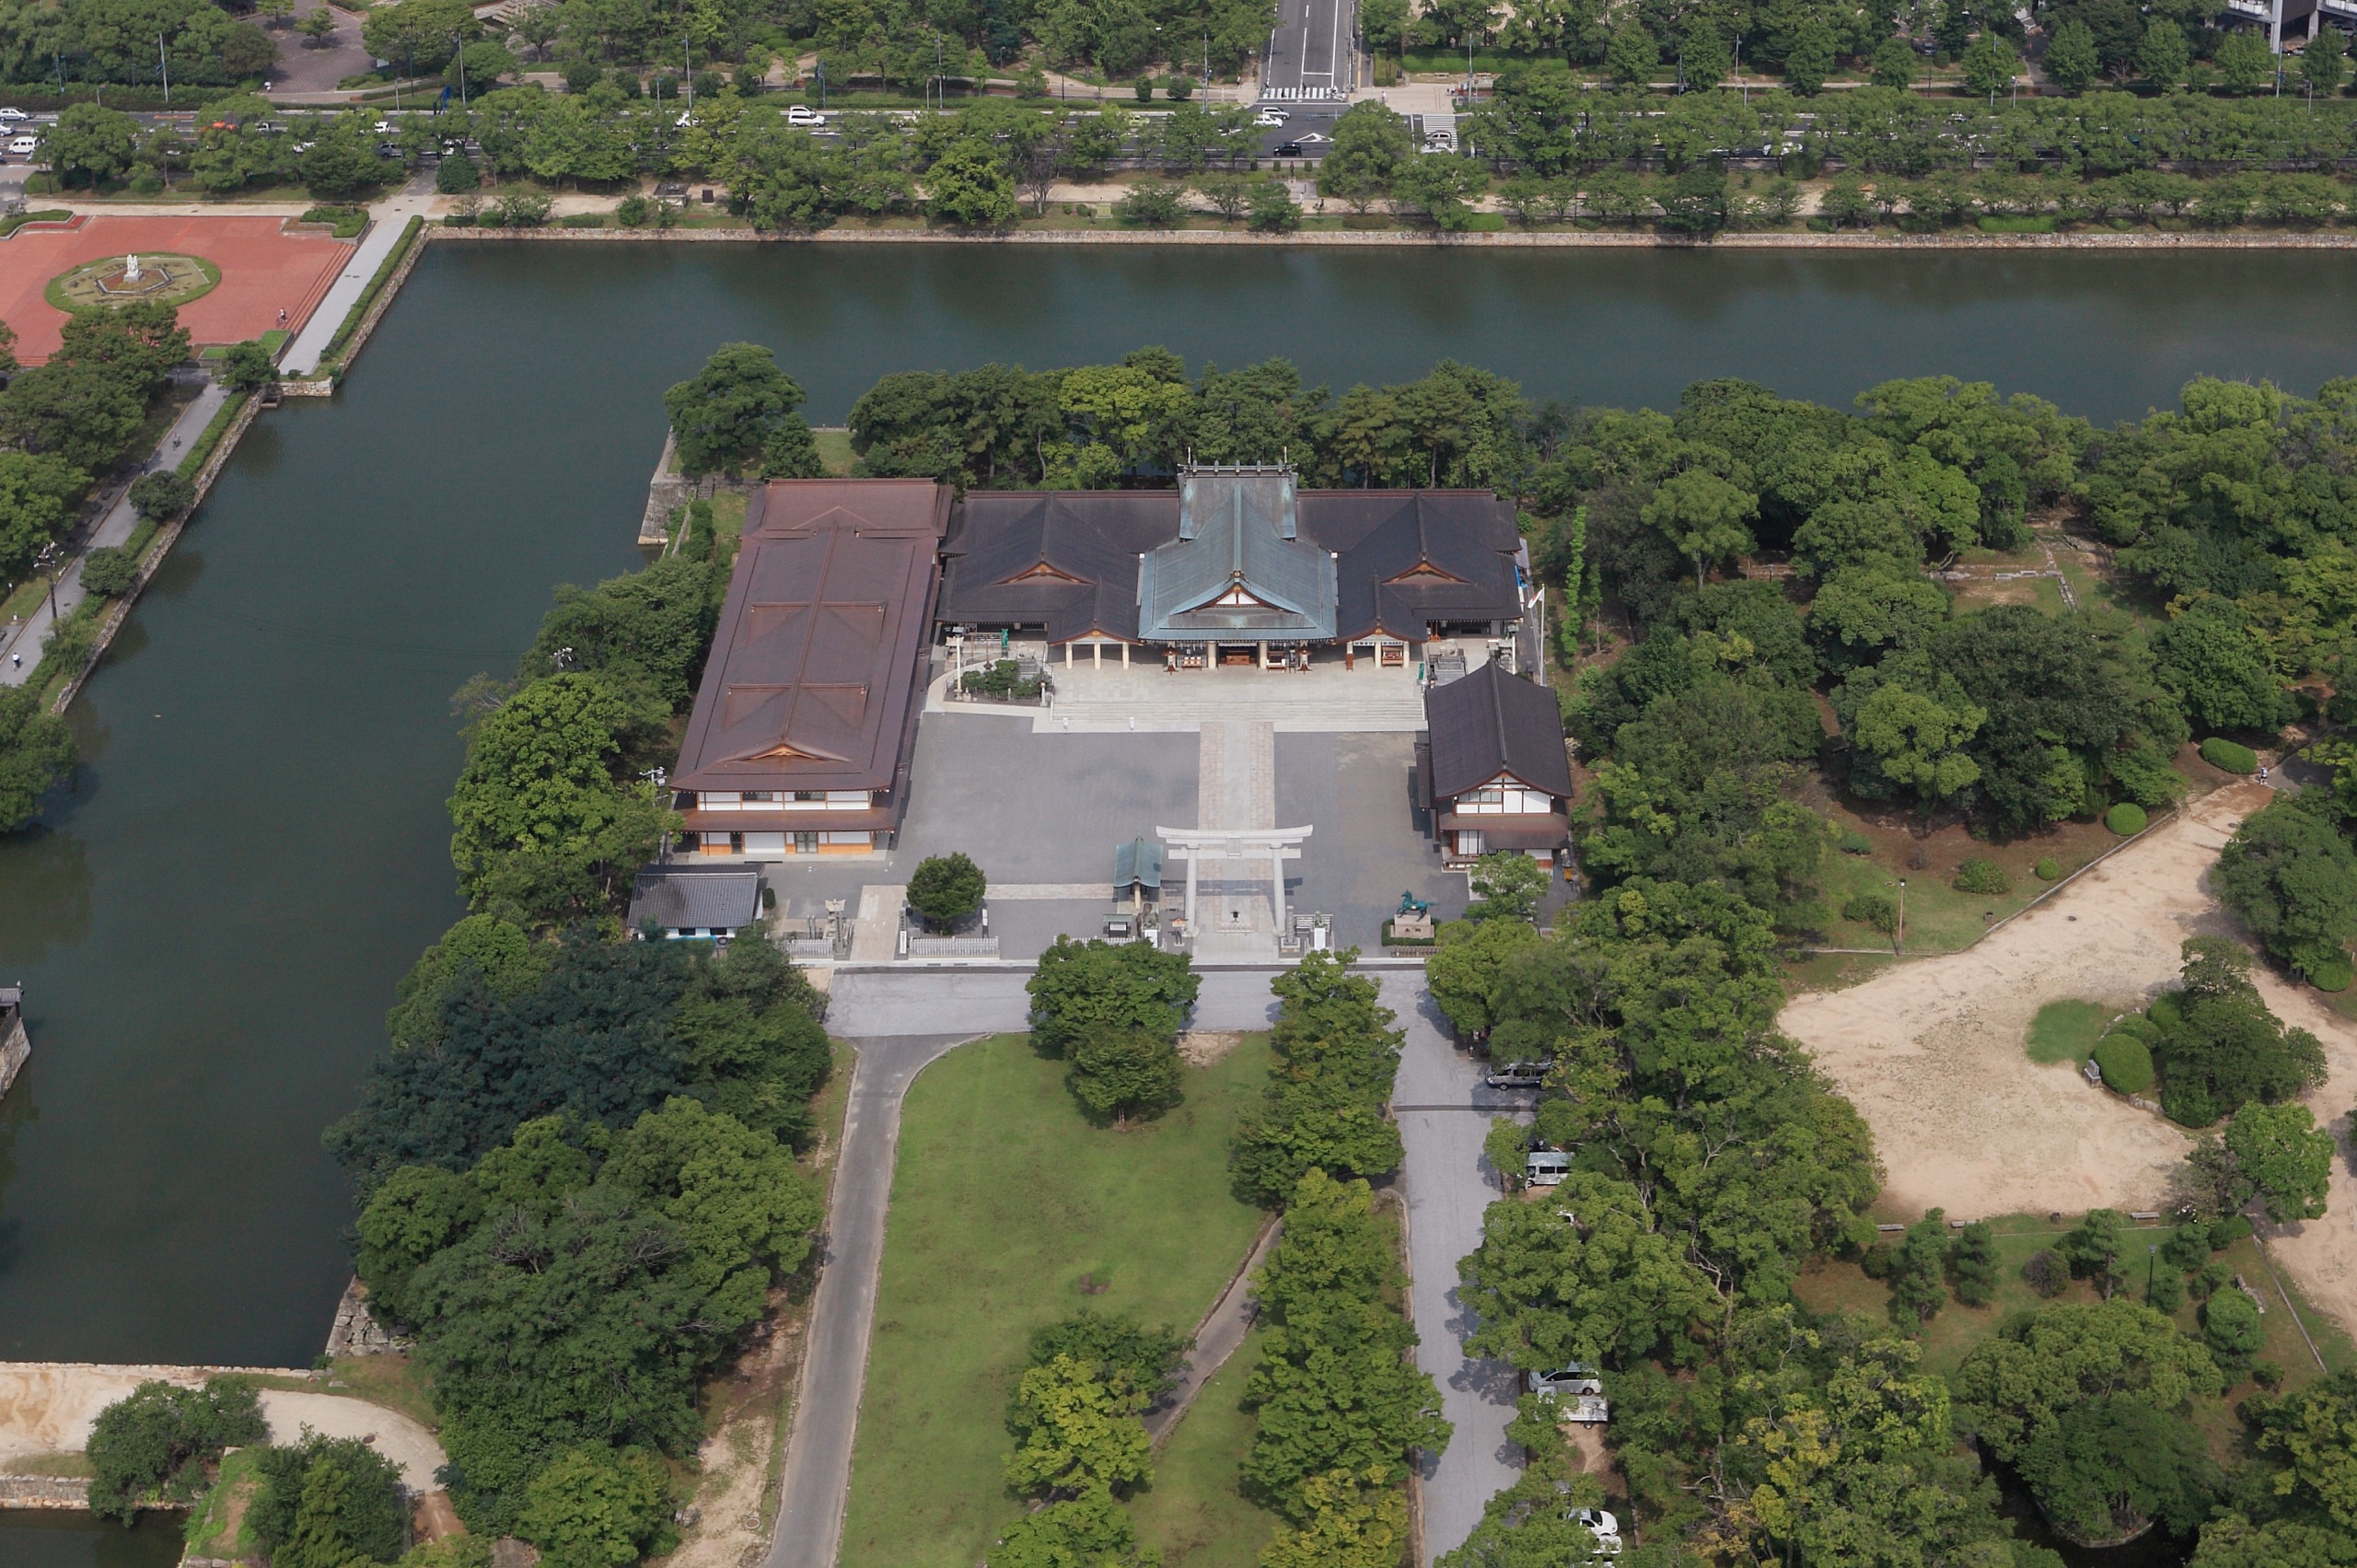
top-left (938, 492), bottom-right (1174, 643)
top-left (627, 866), bottom-right (763, 931)
top-left (1302, 492), bottom-right (1525, 644)
top-left (674, 480), bottom-right (950, 796)
top-left (1424, 660), bottom-right (1575, 801)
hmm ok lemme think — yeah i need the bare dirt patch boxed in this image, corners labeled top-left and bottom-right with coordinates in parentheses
top-left (1782, 780), bottom-right (2357, 1341)
top-left (664, 1290), bottom-right (809, 1568)
top-left (1177, 1030), bottom-right (1244, 1066)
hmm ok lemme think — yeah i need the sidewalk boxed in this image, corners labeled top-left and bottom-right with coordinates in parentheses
top-left (0, 380), bottom-right (227, 687)
top-left (280, 174), bottom-right (438, 376)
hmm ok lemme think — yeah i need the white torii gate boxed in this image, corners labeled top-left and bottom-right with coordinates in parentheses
top-left (1156, 826), bottom-right (1313, 933)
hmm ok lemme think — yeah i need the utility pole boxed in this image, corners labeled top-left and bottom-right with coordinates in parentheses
top-left (158, 34), bottom-right (170, 107)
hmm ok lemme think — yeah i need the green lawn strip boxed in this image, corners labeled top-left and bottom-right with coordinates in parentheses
top-left (0, 208), bottom-right (72, 238)
top-left (839, 1031), bottom-right (1272, 1568)
top-left (814, 428), bottom-right (856, 476)
top-left (318, 215), bottom-right (424, 370)
top-left (2025, 1000), bottom-right (2114, 1065)
top-left (1132, 1324), bottom-right (1281, 1568)
top-left (180, 1445), bottom-right (263, 1559)
top-left (178, 391), bottom-right (254, 481)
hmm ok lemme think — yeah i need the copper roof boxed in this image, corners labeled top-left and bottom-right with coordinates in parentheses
top-left (673, 480), bottom-right (949, 796)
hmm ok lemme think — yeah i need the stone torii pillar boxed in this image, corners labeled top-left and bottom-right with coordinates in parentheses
top-left (1155, 826), bottom-right (1314, 929)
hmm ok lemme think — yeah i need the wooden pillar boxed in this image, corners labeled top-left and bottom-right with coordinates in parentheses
top-left (1120, 642), bottom-right (1129, 668)
top-left (1064, 642), bottom-right (1074, 668)
top-left (1185, 850), bottom-right (1199, 924)
top-left (1093, 641), bottom-right (1102, 668)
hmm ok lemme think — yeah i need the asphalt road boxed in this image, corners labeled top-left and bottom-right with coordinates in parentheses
top-left (1387, 970), bottom-right (1526, 1564)
top-left (823, 965), bottom-right (1309, 1036)
top-left (1262, 0), bottom-right (1353, 99)
top-left (768, 1032), bottom-right (977, 1568)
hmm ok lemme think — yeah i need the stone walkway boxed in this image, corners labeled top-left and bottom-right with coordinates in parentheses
top-left (280, 175), bottom-right (438, 377)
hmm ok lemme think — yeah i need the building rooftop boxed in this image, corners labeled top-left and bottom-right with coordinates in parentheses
top-left (627, 866), bottom-right (764, 933)
top-left (672, 479), bottom-right (951, 797)
top-left (1424, 660), bottom-right (1575, 802)
top-left (1138, 466), bottom-right (1338, 643)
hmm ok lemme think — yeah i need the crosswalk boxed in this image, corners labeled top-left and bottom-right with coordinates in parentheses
top-left (1257, 86), bottom-right (1348, 101)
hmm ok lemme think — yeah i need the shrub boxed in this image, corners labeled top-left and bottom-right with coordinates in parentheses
top-left (2106, 802), bottom-right (2148, 836)
top-left (249, 1434), bottom-right (409, 1565)
top-left (559, 213), bottom-right (607, 228)
top-left (78, 545), bottom-right (140, 598)
top-left (2189, 1260), bottom-right (2232, 1301)
top-left (442, 212), bottom-right (478, 227)
top-left (517, 1445), bottom-right (673, 1568)
top-left (2309, 955), bottom-right (2354, 993)
top-left (2022, 1249), bottom-right (2068, 1297)
top-left (435, 154), bottom-right (480, 195)
top-left (2035, 855), bottom-right (2062, 881)
top-left (958, 658), bottom-right (1046, 700)
top-left (128, 470), bottom-right (195, 520)
top-left (1954, 858), bottom-right (2012, 895)
top-left (2094, 1030), bottom-right (2154, 1095)
top-left (87, 1378), bottom-right (268, 1523)
top-left (1842, 892), bottom-right (1898, 933)
top-left (2147, 1268), bottom-right (2185, 1314)
top-left (1839, 830), bottom-right (1874, 855)
top-left (616, 194), bottom-right (650, 226)
top-left (2201, 1284), bottom-right (2264, 1365)
top-left (906, 851), bottom-right (986, 930)
top-left (2201, 737), bottom-right (2258, 774)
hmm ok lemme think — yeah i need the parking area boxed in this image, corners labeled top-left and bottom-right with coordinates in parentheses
top-left (1277, 731), bottom-right (1468, 948)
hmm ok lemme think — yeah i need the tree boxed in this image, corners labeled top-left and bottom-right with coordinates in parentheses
top-left (2214, 1101), bottom-right (2334, 1223)
top-left (218, 340), bottom-right (278, 393)
top-left (1318, 101), bottom-right (1411, 210)
top-left (1261, 1467), bottom-right (1410, 1568)
top-left (2139, 20), bottom-right (2191, 87)
top-left (1230, 952), bottom-right (1407, 1205)
top-left (2046, 20), bottom-right (2101, 92)
top-left (2058, 1207), bottom-right (2130, 1296)
top-left (0, 363), bottom-right (147, 473)
top-left (1026, 936), bottom-right (1199, 1057)
top-left (2203, 1283), bottom-right (2265, 1365)
top-left (925, 141), bottom-right (1019, 227)
top-left (297, 6), bottom-right (337, 44)
top-left (1950, 1219), bottom-right (1999, 1306)
top-left (1466, 852), bottom-right (1548, 923)
top-left (1004, 1353), bottom-right (1153, 1497)
top-left (446, 673), bottom-right (668, 920)
top-left (362, 0), bottom-right (473, 73)
top-left (1115, 177), bottom-right (1187, 226)
top-left (1784, 18), bottom-right (1837, 94)
top-left (2303, 27), bottom-right (2347, 96)
top-left (905, 851), bottom-right (987, 930)
top-left (128, 470), bottom-right (196, 521)
top-left (1887, 1208), bottom-right (1950, 1325)
top-left (250, 1435), bottom-right (409, 1567)
top-left (516, 1446), bottom-right (672, 1568)
top-left (1248, 178), bottom-right (1303, 232)
top-left (86, 1378), bottom-right (268, 1523)
top-left (2249, 1368), bottom-right (2357, 1532)
top-left (2213, 795), bottom-right (2357, 982)
top-left (78, 545), bottom-right (140, 598)
top-left (0, 687), bottom-right (76, 834)
top-left (1641, 470), bottom-right (1757, 588)
top-left (1393, 154), bottom-right (1491, 231)
top-left (2015, 1395), bottom-right (2222, 1543)
top-left (1851, 682), bottom-right (1983, 811)
top-left (987, 1492), bottom-right (1152, 1568)
top-left (2149, 936), bottom-right (2328, 1125)
top-left (1605, 20), bottom-right (1658, 86)
top-left (299, 121), bottom-right (388, 200)
top-left (1870, 35), bottom-right (1917, 89)
top-left (0, 451), bottom-right (92, 582)
top-left (43, 103), bottom-right (141, 186)
top-left (1961, 32), bottom-right (2019, 98)
top-left (1069, 1028), bottom-right (1185, 1123)
top-left (1655, 165), bottom-right (1730, 236)
top-left (1423, 917), bottom-right (1541, 1039)
top-left (2152, 596), bottom-right (2293, 735)
top-left (2216, 29), bottom-right (2273, 93)
top-left (662, 343), bottom-right (809, 477)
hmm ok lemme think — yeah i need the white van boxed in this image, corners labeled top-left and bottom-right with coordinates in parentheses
top-left (1525, 1149), bottom-right (1571, 1186)
top-left (6, 135), bottom-right (38, 157)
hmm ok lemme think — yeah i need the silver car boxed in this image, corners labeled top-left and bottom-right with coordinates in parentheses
top-left (1526, 1364), bottom-right (1602, 1399)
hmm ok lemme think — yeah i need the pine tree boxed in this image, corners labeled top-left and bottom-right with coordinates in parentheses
top-left (1887, 1208), bottom-right (1951, 1325)
top-left (1948, 1219), bottom-right (1998, 1307)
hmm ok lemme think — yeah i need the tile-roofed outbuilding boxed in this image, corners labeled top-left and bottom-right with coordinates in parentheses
top-left (627, 865), bottom-right (763, 935)
top-left (1424, 659), bottom-right (1576, 802)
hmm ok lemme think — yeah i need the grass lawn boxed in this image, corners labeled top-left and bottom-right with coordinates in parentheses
top-left (2024, 1000), bottom-right (2113, 1065)
top-left (1132, 1326), bottom-right (1283, 1568)
top-left (839, 1032), bottom-right (1274, 1568)
top-left (814, 427), bottom-right (856, 476)
top-left (182, 1446), bottom-right (263, 1560)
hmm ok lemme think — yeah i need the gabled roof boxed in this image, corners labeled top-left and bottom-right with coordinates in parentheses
top-left (626, 866), bottom-right (763, 932)
top-left (1308, 492), bottom-right (1524, 644)
top-left (938, 492), bottom-right (1173, 643)
top-left (1424, 660), bottom-right (1575, 801)
top-left (674, 480), bottom-right (949, 794)
top-left (1137, 467), bottom-right (1337, 642)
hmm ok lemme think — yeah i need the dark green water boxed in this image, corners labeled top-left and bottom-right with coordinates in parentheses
top-left (0, 1510), bottom-right (184, 1566)
top-left (4, 242), bottom-right (2357, 1372)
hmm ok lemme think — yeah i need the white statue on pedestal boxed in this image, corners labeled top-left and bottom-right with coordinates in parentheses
top-left (124, 253), bottom-right (141, 282)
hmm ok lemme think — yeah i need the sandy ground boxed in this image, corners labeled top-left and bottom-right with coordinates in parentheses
top-left (664, 1289), bottom-right (807, 1568)
top-left (257, 1389), bottom-right (446, 1493)
top-left (1782, 780), bottom-right (2357, 1340)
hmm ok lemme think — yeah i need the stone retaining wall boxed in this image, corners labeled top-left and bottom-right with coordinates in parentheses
top-left (0, 1474), bottom-right (91, 1508)
top-left (431, 225), bottom-right (2357, 250)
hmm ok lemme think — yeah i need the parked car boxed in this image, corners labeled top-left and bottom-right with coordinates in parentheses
top-left (1485, 1060), bottom-right (1552, 1089)
top-left (1273, 140), bottom-right (1304, 157)
top-left (253, 119), bottom-right (287, 134)
top-left (1570, 1507), bottom-right (1622, 1554)
top-left (1527, 1365), bottom-right (1602, 1399)
top-left (785, 104), bottom-right (826, 125)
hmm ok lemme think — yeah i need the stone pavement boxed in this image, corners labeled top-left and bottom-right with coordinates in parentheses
top-left (280, 174), bottom-right (438, 377)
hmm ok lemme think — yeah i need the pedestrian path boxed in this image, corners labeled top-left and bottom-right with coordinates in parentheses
top-left (279, 176), bottom-right (436, 377)
top-left (0, 380), bottom-right (226, 687)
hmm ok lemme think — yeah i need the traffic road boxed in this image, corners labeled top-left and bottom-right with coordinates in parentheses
top-left (1262, 0), bottom-right (1355, 100)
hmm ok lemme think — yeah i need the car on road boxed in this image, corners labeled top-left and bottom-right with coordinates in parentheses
top-left (1484, 1060), bottom-right (1551, 1089)
top-left (373, 119), bottom-right (398, 134)
top-left (0, 106), bottom-right (27, 122)
top-left (1273, 140), bottom-right (1304, 157)
top-left (786, 104), bottom-right (827, 125)
top-left (6, 134), bottom-right (38, 157)
top-left (1570, 1507), bottom-right (1622, 1554)
top-left (253, 120), bottom-right (287, 134)
top-left (1255, 109), bottom-right (1285, 126)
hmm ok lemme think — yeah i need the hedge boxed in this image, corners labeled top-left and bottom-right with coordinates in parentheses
top-left (2105, 802), bottom-right (2148, 836)
top-left (2305, 954), bottom-right (2354, 993)
top-left (318, 215), bottom-right (423, 369)
top-left (1953, 858), bottom-right (2011, 895)
top-left (2200, 737), bottom-right (2259, 774)
top-left (2034, 856), bottom-right (2062, 881)
top-left (2095, 1030), bottom-right (2155, 1096)
top-left (0, 208), bottom-right (71, 239)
